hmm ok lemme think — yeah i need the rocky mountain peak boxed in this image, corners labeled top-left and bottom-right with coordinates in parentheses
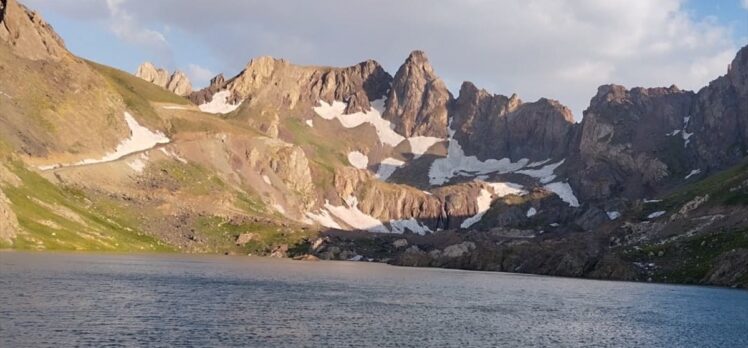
top-left (135, 62), bottom-right (192, 96)
top-left (451, 81), bottom-right (575, 161)
top-left (209, 73), bottom-right (226, 88)
top-left (686, 45), bottom-right (748, 171)
top-left (403, 50), bottom-right (433, 74)
top-left (0, 0), bottom-right (67, 61)
top-left (188, 73), bottom-right (228, 105)
top-left (166, 70), bottom-right (192, 96)
top-left (727, 45), bottom-right (748, 90)
top-left (383, 50), bottom-right (451, 138)
top-left (136, 62), bottom-right (170, 87)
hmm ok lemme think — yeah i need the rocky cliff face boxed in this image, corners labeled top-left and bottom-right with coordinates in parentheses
top-left (333, 166), bottom-right (526, 231)
top-left (193, 56), bottom-right (392, 114)
top-left (688, 46), bottom-right (748, 170)
top-left (383, 50), bottom-right (451, 138)
top-left (0, 0), bottom-right (67, 61)
top-left (569, 47), bottom-right (747, 202)
top-left (571, 85), bottom-right (695, 200)
top-left (135, 62), bottom-right (192, 96)
top-left (451, 81), bottom-right (575, 161)
top-left (189, 73), bottom-right (227, 105)
top-left (334, 167), bottom-right (444, 225)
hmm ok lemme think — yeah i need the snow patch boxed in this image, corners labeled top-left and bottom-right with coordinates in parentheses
top-left (272, 204), bottom-right (286, 215)
top-left (375, 157), bottom-right (405, 181)
top-left (262, 175), bottom-right (272, 185)
top-left (527, 159), bottom-right (551, 168)
top-left (643, 199), bottom-right (662, 204)
top-left (324, 196), bottom-right (388, 233)
top-left (408, 136), bottom-right (442, 158)
top-left (461, 189), bottom-right (493, 228)
top-left (305, 119), bottom-right (314, 127)
top-left (681, 114), bottom-right (694, 147)
top-left (647, 211), bottom-right (666, 219)
top-left (607, 211), bottom-right (621, 220)
top-left (428, 120), bottom-right (546, 185)
top-left (682, 131), bottom-right (694, 147)
top-left (313, 100), bottom-right (446, 158)
top-left (461, 182), bottom-right (527, 229)
top-left (486, 182), bottom-right (527, 197)
top-left (313, 100), bottom-right (405, 147)
top-left (347, 151), bottom-right (369, 169)
top-left (39, 112), bottom-right (169, 171)
top-left (389, 218), bottom-right (432, 235)
top-left (685, 169), bottom-right (701, 179)
top-left (162, 105), bottom-right (190, 110)
top-left (305, 209), bottom-right (342, 230)
top-left (517, 159), bottom-right (565, 184)
top-left (159, 148), bottom-right (187, 164)
top-left (199, 90), bottom-right (242, 114)
top-left (429, 122), bottom-right (528, 185)
top-left (544, 181), bottom-right (580, 207)
top-left (526, 207), bottom-right (537, 217)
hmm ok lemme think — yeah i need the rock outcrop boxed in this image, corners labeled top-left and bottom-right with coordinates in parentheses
top-left (688, 45), bottom-right (748, 170)
top-left (451, 81), bottom-right (575, 161)
top-left (568, 47), bottom-right (747, 202)
top-left (135, 62), bottom-right (193, 96)
top-left (333, 167), bottom-right (520, 230)
top-left (0, 0), bottom-right (67, 61)
top-left (571, 84), bottom-right (695, 200)
top-left (333, 166), bottom-right (444, 226)
top-left (383, 50), bottom-right (451, 138)
top-left (192, 56), bottom-right (392, 113)
top-left (189, 73), bottom-right (227, 105)
top-left (0, 188), bottom-right (18, 245)
top-left (165, 71), bottom-right (192, 96)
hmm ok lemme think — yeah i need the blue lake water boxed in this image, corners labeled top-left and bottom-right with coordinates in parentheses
top-left (1, 251), bottom-right (747, 347)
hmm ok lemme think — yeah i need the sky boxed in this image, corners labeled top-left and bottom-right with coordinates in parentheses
top-left (23, 0), bottom-right (748, 120)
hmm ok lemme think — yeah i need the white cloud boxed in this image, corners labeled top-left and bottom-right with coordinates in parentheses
top-left (742, 0), bottom-right (748, 10)
top-left (105, 0), bottom-right (171, 64)
top-left (186, 64), bottom-right (216, 88)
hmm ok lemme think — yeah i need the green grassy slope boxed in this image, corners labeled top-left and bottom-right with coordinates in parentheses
top-left (1, 160), bottom-right (170, 251)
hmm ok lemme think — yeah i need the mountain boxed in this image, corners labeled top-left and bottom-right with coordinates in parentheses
top-left (1, 0), bottom-right (746, 288)
top-left (135, 62), bottom-right (193, 96)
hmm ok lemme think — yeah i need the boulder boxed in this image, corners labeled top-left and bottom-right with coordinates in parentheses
top-left (235, 232), bottom-right (259, 246)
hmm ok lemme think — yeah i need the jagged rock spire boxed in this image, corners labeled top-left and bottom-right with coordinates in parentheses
top-left (383, 50), bottom-right (452, 138)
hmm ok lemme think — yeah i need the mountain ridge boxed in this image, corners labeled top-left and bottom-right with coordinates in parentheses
top-left (1, 0), bottom-right (747, 288)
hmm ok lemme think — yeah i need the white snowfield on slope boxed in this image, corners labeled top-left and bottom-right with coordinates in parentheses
top-left (199, 90), bottom-right (242, 114)
top-left (39, 112), bottom-right (169, 170)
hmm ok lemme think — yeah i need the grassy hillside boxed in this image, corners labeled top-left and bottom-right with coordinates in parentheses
top-left (0, 160), bottom-right (170, 251)
top-left (87, 60), bottom-right (190, 128)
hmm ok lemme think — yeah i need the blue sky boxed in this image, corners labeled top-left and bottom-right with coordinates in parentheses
top-left (24, 0), bottom-right (748, 118)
